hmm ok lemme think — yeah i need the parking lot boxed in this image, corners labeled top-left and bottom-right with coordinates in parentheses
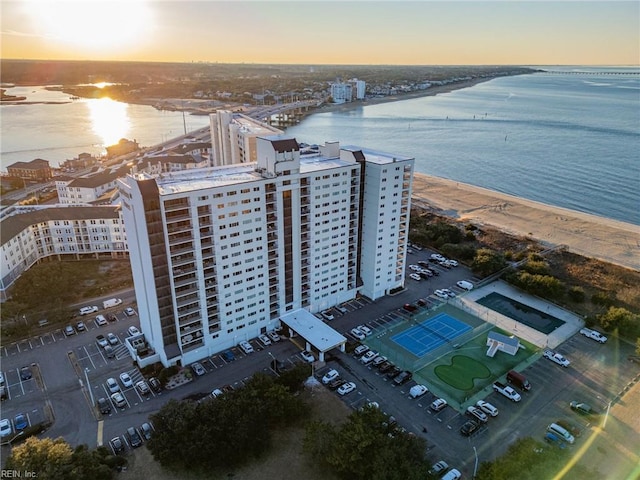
top-left (2, 250), bottom-right (638, 476)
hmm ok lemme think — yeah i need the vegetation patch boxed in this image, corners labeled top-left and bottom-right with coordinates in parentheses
top-left (434, 355), bottom-right (491, 390)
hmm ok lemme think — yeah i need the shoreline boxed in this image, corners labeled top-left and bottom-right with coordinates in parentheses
top-left (411, 173), bottom-right (640, 271)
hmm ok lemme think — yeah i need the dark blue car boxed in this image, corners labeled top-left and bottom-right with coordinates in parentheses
top-left (221, 350), bottom-right (235, 362)
top-left (14, 413), bottom-right (28, 431)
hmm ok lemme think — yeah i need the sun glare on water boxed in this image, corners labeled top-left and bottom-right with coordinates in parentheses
top-left (87, 98), bottom-right (130, 149)
top-left (27, 0), bottom-right (153, 52)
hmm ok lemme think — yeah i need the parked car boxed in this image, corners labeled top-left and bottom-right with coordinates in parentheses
top-left (104, 345), bottom-right (115, 359)
top-left (106, 377), bottom-right (120, 393)
top-left (267, 331), bottom-right (281, 342)
top-left (107, 332), bottom-right (119, 345)
top-left (428, 460), bottom-right (449, 475)
top-left (358, 325), bottom-right (373, 336)
top-left (402, 303), bottom-right (417, 312)
top-left (354, 344), bottom-right (369, 356)
top-left (127, 426), bottom-right (142, 448)
top-left (0, 418), bottom-right (12, 438)
top-left (119, 372), bottom-right (133, 388)
top-left (221, 350), bottom-right (235, 362)
top-left (13, 413), bottom-right (28, 431)
top-left (442, 469), bottom-right (462, 480)
top-left (140, 422), bottom-right (153, 441)
top-left (337, 382), bottom-right (356, 395)
top-left (110, 436), bottom-right (125, 453)
top-left (371, 355), bottom-right (387, 367)
top-left (79, 306), bottom-right (98, 316)
top-left (467, 406), bottom-right (488, 423)
top-left (393, 370), bottom-right (413, 385)
top-left (127, 326), bottom-right (140, 337)
top-left (97, 397), bottom-right (111, 414)
top-left (456, 280), bottom-right (474, 291)
top-left (460, 419), bottom-right (481, 436)
top-left (322, 369), bottom-right (339, 385)
top-left (20, 366), bottom-right (32, 381)
top-left (386, 366), bottom-right (402, 379)
top-left (111, 392), bottom-right (127, 409)
top-left (430, 398), bottom-right (448, 412)
top-left (95, 314), bottom-right (108, 326)
top-left (191, 362), bottom-right (206, 376)
top-left (409, 384), bottom-right (428, 398)
top-left (378, 361), bottom-right (393, 373)
top-left (430, 253), bottom-right (445, 262)
top-left (350, 328), bottom-right (366, 340)
top-left (75, 321), bottom-right (86, 332)
top-left (136, 380), bottom-right (150, 396)
top-left (239, 341), bottom-right (254, 354)
top-left (124, 307), bottom-right (136, 317)
top-left (321, 310), bottom-right (335, 321)
top-left (300, 350), bottom-right (315, 363)
top-left (409, 273), bottom-right (422, 281)
top-left (360, 350), bottom-right (378, 365)
top-left (148, 377), bottom-right (162, 393)
top-left (108, 313), bottom-right (118, 322)
top-left (258, 334), bottom-right (272, 346)
top-left (64, 325), bottom-right (75, 336)
top-left (96, 334), bottom-right (108, 348)
top-left (543, 349), bottom-right (570, 367)
top-left (570, 401), bottom-right (595, 416)
top-left (328, 378), bottom-right (346, 390)
top-left (476, 400), bottom-right (499, 417)
top-left (544, 431), bottom-right (567, 449)
top-left (445, 259), bottom-right (458, 267)
top-left (434, 290), bottom-right (449, 299)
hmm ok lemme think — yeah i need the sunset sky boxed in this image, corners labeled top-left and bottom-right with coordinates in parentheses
top-left (1, 1), bottom-right (638, 65)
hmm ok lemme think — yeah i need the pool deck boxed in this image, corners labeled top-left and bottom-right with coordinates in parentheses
top-left (452, 280), bottom-right (584, 349)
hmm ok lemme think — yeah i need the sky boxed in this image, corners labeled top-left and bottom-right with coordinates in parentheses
top-left (1, 0), bottom-right (638, 65)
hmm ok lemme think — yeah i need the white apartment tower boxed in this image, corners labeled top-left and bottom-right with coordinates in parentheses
top-left (119, 136), bottom-right (413, 367)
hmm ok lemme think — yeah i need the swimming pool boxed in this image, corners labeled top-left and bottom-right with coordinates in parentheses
top-left (477, 292), bottom-right (565, 334)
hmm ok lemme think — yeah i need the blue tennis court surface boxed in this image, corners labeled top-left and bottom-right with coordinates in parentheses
top-left (391, 313), bottom-right (472, 357)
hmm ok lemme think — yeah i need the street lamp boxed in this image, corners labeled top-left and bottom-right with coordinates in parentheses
top-left (84, 368), bottom-right (95, 407)
top-left (473, 446), bottom-right (479, 479)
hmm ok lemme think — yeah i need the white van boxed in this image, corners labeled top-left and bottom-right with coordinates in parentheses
top-left (441, 468), bottom-right (462, 480)
top-left (456, 280), bottom-right (474, 291)
top-left (547, 422), bottom-right (575, 444)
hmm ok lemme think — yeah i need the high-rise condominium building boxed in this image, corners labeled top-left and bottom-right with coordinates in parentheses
top-left (119, 136), bottom-right (413, 367)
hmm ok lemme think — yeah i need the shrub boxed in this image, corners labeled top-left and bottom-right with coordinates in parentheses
top-left (592, 291), bottom-right (615, 307)
top-left (567, 286), bottom-right (585, 303)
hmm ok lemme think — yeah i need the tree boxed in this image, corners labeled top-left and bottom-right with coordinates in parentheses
top-left (598, 306), bottom-right (639, 334)
top-left (5, 437), bottom-right (115, 480)
top-left (472, 248), bottom-right (507, 277)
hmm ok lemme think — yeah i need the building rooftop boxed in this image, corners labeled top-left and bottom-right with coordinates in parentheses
top-left (342, 145), bottom-right (414, 165)
top-left (280, 309), bottom-right (347, 353)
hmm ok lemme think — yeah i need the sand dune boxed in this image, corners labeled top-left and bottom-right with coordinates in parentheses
top-left (411, 173), bottom-right (640, 271)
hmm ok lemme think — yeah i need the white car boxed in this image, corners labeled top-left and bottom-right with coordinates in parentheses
top-left (434, 289), bottom-right (449, 299)
top-left (106, 377), bottom-right (120, 393)
top-left (430, 253), bottom-right (445, 262)
top-left (409, 384), bottom-right (428, 398)
top-left (445, 259), bottom-right (458, 267)
top-left (267, 331), bottom-right (281, 342)
top-left (124, 307), bottom-right (137, 317)
top-left (322, 369), bottom-right (339, 384)
top-left (0, 418), bottom-right (12, 438)
top-left (358, 325), bottom-right (373, 337)
top-left (127, 326), bottom-right (140, 337)
top-left (428, 460), bottom-right (449, 475)
top-left (239, 341), bottom-right (254, 354)
top-left (430, 398), bottom-right (448, 412)
top-left (442, 469), bottom-right (462, 480)
top-left (409, 273), bottom-right (422, 281)
top-left (191, 362), bottom-right (206, 376)
top-left (79, 306), bottom-right (99, 316)
top-left (360, 350), bottom-right (378, 365)
top-left (321, 310), bottom-right (335, 321)
top-left (300, 350), bottom-right (315, 363)
top-left (107, 332), bottom-right (119, 345)
top-left (337, 382), bottom-right (356, 395)
top-left (543, 349), bottom-right (570, 367)
top-left (409, 264), bottom-right (421, 271)
top-left (350, 328), bottom-right (366, 340)
top-left (354, 345), bottom-right (369, 356)
top-left (371, 355), bottom-right (387, 367)
top-left (476, 400), bottom-right (499, 417)
top-left (258, 334), bottom-right (272, 347)
top-left (119, 372), bottom-right (133, 388)
top-left (579, 328), bottom-right (607, 344)
top-left (467, 405), bottom-right (488, 423)
top-left (443, 288), bottom-right (456, 298)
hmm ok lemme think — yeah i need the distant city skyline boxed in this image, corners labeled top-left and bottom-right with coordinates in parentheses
top-left (1, 1), bottom-right (638, 66)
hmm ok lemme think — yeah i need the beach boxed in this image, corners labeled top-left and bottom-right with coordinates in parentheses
top-left (410, 173), bottom-right (640, 271)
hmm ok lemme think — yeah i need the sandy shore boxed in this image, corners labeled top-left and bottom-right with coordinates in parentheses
top-left (411, 173), bottom-right (640, 271)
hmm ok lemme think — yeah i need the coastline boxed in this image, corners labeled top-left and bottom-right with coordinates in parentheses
top-left (411, 173), bottom-right (640, 271)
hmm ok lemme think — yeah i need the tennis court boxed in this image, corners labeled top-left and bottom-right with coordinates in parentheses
top-left (391, 313), bottom-right (472, 357)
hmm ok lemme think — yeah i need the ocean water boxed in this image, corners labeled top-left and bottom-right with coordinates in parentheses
top-left (286, 69), bottom-right (640, 225)
top-left (0, 86), bottom-right (211, 168)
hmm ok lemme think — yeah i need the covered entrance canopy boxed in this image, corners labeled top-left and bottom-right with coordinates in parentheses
top-left (280, 309), bottom-right (347, 362)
